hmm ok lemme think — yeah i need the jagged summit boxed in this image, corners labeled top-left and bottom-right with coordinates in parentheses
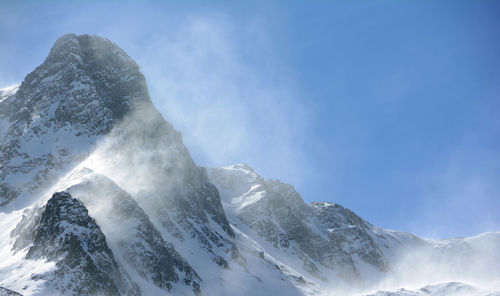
top-left (15, 33), bottom-right (150, 133)
top-left (0, 34), bottom-right (156, 206)
top-left (47, 34), bottom-right (132, 65)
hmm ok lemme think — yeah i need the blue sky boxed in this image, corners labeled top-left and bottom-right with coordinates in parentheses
top-left (1, 0), bottom-right (499, 238)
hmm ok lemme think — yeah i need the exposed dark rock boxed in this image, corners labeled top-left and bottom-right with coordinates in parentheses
top-left (0, 34), bottom-right (153, 207)
top-left (11, 192), bottom-right (139, 295)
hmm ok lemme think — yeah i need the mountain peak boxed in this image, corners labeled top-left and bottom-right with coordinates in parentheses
top-left (46, 34), bottom-right (134, 70)
top-left (0, 34), bottom-right (154, 206)
top-left (11, 33), bottom-right (151, 135)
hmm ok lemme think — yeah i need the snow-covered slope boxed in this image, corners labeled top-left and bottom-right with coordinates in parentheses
top-left (63, 168), bottom-right (201, 295)
top-left (208, 164), bottom-right (398, 287)
top-left (207, 164), bottom-right (500, 295)
top-left (363, 281), bottom-right (499, 296)
top-left (0, 34), bottom-right (499, 295)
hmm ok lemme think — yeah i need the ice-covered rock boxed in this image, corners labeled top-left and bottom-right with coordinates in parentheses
top-left (10, 192), bottom-right (139, 295)
top-left (64, 168), bottom-right (201, 294)
top-left (0, 33), bottom-right (150, 207)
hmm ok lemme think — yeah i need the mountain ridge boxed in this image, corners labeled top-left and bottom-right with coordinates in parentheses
top-left (1, 34), bottom-right (499, 296)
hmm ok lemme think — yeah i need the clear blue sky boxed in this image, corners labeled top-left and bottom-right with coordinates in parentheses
top-left (1, 0), bottom-right (499, 239)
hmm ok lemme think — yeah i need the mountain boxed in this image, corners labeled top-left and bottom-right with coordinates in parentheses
top-left (0, 34), bottom-right (499, 296)
top-left (0, 33), bottom-right (149, 207)
top-left (207, 164), bottom-right (500, 294)
top-left (11, 191), bottom-right (140, 295)
top-left (207, 164), bottom-right (396, 287)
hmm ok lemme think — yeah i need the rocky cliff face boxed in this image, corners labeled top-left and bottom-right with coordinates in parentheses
top-left (207, 164), bottom-right (392, 286)
top-left (10, 192), bottom-right (139, 295)
top-left (0, 34), bottom-right (150, 206)
top-left (64, 168), bottom-right (201, 294)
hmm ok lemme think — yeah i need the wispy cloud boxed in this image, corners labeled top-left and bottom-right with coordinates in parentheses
top-left (124, 15), bottom-right (314, 188)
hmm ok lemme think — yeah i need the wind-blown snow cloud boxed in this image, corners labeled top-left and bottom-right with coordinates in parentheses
top-left (0, 1), bottom-right (315, 192)
top-left (126, 16), bottom-right (313, 188)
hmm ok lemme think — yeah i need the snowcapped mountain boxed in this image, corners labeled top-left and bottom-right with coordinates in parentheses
top-left (207, 164), bottom-right (500, 295)
top-left (0, 34), bottom-right (499, 295)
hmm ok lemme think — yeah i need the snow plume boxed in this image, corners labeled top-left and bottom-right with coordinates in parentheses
top-left (72, 98), bottom-right (181, 190)
top-left (389, 234), bottom-right (500, 289)
top-left (345, 232), bottom-right (500, 296)
top-left (122, 16), bottom-right (314, 191)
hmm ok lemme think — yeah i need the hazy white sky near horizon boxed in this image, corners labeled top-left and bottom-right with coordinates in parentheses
top-left (0, 0), bottom-right (499, 239)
